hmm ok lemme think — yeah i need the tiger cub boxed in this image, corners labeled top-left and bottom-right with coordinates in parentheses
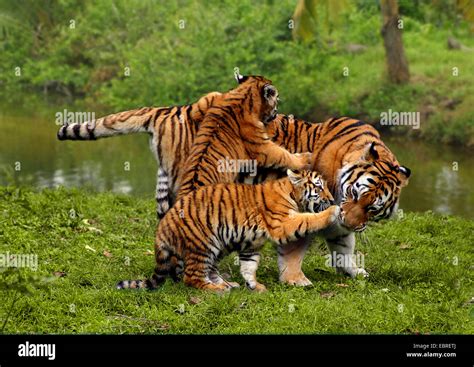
top-left (176, 74), bottom-right (312, 200)
top-left (117, 170), bottom-right (340, 292)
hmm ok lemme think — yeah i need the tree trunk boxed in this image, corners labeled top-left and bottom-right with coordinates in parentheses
top-left (380, 0), bottom-right (410, 84)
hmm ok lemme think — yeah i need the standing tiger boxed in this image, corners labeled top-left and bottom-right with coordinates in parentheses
top-left (262, 115), bottom-right (411, 283)
top-left (57, 79), bottom-right (411, 285)
top-left (117, 170), bottom-right (340, 292)
top-left (176, 74), bottom-right (312, 201)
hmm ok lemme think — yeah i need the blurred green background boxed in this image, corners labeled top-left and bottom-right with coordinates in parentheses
top-left (1, 0), bottom-right (473, 143)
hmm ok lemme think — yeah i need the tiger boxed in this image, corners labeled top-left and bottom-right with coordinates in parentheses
top-left (58, 89), bottom-right (224, 219)
top-left (56, 81), bottom-right (411, 285)
top-left (116, 169), bottom-right (340, 292)
top-left (260, 114), bottom-right (411, 283)
top-left (175, 74), bottom-right (312, 201)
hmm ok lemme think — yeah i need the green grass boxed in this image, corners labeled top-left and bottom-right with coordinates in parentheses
top-left (0, 186), bottom-right (473, 334)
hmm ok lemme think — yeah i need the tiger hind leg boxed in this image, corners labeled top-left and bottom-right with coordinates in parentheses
top-left (182, 257), bottom-right (231, 292)
top-left (209, 269), bottom-right (240, 289)
top-left (183, 274), bottom-right (231, 292)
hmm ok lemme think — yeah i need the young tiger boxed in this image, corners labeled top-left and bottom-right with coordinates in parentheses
top-left (57, 90), bottom-right (225, 218)
top-left (176, 74), bottom-right (312, 201)
top-left (117, 170), bottom-right (340, 292)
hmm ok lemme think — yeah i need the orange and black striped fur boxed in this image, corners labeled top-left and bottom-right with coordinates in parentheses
top-left (57, 89), bottom-right (411, 285)
top-left (116, 170), bottom-right (340, 292)
top-left (57, 90), bottom-right (224, 218)
top-left (176, 74), bottom-right (312, 200)
top-left (261, 115), bottom-right (411, 283)
top-left (265, 114), bottom-right (411, 231)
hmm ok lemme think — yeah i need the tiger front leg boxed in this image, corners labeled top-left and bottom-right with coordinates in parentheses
top-left (277, 237), bottom-right (313, 286)
top-left (325, 232), bottom-right (369, 278)
top-left (269, 206), bottom-right (341, 244)
top-left (239, 252), bottom-right (267, 292)
top-left (270, 207), bottom-right (340, 286)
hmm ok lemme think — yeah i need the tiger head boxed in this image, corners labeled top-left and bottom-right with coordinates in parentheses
top-left (338, 142), bottom-right (411, 232)
top-left (234, 73), bottom-right (279, 124)
top-left (287, 169), bottom-right (335, 213)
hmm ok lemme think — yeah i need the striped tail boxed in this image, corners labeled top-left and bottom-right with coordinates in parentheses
top-left (116, 270), bottom-right (166, 290)
top-left (116, 241), bottom-right (183, 290)
top-left (57, 107), bottom-right (165, 140)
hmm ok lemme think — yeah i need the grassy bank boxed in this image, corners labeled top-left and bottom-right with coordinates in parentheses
top-left (0, 186), bottom-right (472, 334)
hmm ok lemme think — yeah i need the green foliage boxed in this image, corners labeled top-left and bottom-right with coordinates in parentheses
top-left (292, 0), bottom-right (352, 42)
top-left (0, 0), bottom-right (473, 144)
top-left (0, 186), bottom-right (472, 333)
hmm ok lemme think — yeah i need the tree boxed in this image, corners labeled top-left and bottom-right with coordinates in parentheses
top-left (380, 0), bottom-right (410, 83)
top-left (291, 0), bottom-right (349, 42)
top-left (292, 0), bottom-right (411, 84)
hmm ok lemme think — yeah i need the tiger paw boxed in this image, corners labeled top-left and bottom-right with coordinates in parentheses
top-left (202, 282), bottom-right (232, 293)
top-left (246, 281), bottom-right (267, 293)
top-left (226, 281), bottom-right (241, 289)
top-left (328, 205), bottom-right (341, 224)
top-left (337, 266), bottom-right (369, 279)
top-left (253, 282), bottom-right (268, 293)
top-left (355, 268), bottom-right (369, 278)
top-left (337, 207), bottom-right (345, 223)
top-left (294, 152), bottom-right (314, 170)
top-left (279, 271), bottom-right (313, 287)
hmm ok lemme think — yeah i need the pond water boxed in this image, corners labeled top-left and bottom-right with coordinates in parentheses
top-left (1, 105), bottom-right (473, 219)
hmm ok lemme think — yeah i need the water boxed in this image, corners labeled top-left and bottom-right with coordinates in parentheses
top-left (1, 106), bottom-right (473, 218)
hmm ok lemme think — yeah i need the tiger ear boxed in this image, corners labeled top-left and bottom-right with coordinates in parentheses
top-left (399, 165), bottom-right (411, 187)
top-left (361, 142), bottom-right (379, 162)
top-left (235, 73), bottom-right (248, 84)
top-left (263, 84), bottom-right (277, 100)
top-left (287, 169), bottom-right (303, 185)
